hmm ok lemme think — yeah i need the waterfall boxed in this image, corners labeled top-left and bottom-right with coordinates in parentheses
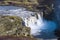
top-left (0, 6), bottom-right (57, 38)
top-left (37, 13), bottom-right (43, 26)
top-left (22, 13), bottom-right (44, 35)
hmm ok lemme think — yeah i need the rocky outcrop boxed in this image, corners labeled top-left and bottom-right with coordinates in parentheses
top-left (0, 16), bottom-right (31, 37)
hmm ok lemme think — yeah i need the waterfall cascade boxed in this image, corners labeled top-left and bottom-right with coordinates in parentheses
top-left (0, 6), bottom-right (57, 38)
top-left (23, 13), bottom-right (44, 35)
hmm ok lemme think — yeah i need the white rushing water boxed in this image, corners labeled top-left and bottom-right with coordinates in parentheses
top-left (0, 6), bottom-right (57, 38)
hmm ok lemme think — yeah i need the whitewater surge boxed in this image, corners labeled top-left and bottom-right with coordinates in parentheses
top-left (0, 6), bottom-right (57, 38)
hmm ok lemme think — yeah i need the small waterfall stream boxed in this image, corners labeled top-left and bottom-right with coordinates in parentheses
top-left (0, 6), bottom-right (57, 38)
